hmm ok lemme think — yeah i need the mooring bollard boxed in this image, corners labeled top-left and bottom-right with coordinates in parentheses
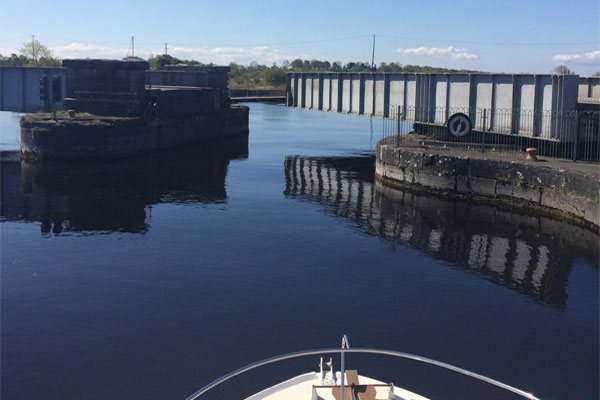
top-left (525, 147), bottom-right (538, 161)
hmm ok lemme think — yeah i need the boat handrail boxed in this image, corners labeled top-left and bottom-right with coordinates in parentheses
top-left (340, 335), bottom-right (350, 400)
top-left (185, 347), bottom-right (541, 400)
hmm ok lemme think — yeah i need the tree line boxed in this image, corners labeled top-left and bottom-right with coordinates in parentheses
top-left (0, 39), bottom-right (61, 67)
top-left (2, 39), bottom-right (598, 89)
top-left (144, 55), bottom-right (487, 87)
top-left (228, 59), bottom-right (485, 88)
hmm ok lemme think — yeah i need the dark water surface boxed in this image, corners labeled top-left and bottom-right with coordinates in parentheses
top-left (1, 104), bottom-right (598, 400)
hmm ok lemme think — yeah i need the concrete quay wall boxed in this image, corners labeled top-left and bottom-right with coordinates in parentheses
top-left (20, 106), bottom-right (249, 161)
top-left (375, 141), bottom-right (600, 229)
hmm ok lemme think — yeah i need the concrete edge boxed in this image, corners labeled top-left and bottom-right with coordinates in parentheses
top-left (374, 146), bottom-right (600, 233)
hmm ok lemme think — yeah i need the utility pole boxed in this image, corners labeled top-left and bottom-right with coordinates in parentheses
top-left (132, 36), bottom-right (134, 58)
top-left (164, 43), bottom-right (168, 56)
top-left (32, 34), bottom-right (36, 62)
top-left (371, 34), bottom-right (376, 70)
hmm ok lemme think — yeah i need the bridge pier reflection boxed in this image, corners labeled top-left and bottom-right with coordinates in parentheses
top-left (1, 136), bottom-right (248, 235)
top-left (284, 155), bottom-right (598, 308)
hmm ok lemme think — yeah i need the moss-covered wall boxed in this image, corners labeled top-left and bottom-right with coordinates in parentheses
top-left (376, 142), bottom-right (600, 230)
top-left (20, 106), bottom-right (249, 161)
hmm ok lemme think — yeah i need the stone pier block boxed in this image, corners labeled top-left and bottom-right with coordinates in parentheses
top-left (512, 185), bottom-right (541, 204)
top-left (496, 181), bottom-right (513, 198)
top-left (456, 175), bottom-right (470, 193)
top-left (584, 199), bottom-right (600, 225)
top-left (415, 170), bottom-right (456, 191)
top-left (541, 188), bottom-right (580, 217)
top-left (470, 177), bottom-right (496, 197)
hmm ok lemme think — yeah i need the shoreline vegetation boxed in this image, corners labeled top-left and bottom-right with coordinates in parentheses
top-left (143, 55), bottom-right (485, 91)
top-left (1, 39), bottom-right (597, 92)
top-left (1, 51), bottom-right (484, 92)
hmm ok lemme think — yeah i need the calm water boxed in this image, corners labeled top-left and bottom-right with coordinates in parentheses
top-left (1, 104), bottom-right (598, 400)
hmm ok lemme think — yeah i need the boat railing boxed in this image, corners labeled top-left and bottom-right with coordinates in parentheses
top-left (186, 341), bottom-right (541, 400)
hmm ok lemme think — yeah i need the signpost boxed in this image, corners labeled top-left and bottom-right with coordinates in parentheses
top-left (447, 112), bottom-right (472, 137)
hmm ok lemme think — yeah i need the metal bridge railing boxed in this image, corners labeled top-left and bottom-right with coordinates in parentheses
top-left (382, 105), bottom-right (600, 162)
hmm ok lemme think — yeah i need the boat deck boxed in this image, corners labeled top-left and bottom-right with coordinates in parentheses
top-left (244, 372), bottom-right (429, 400)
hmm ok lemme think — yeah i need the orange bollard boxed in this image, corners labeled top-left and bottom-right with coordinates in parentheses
top-left (525, 147), bottom-right (538, 161)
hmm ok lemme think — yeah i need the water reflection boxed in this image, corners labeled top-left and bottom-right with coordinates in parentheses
top-left (0, 137), bottom-right (248, 235)
top-left (284, 155), bottom-right (599, 308)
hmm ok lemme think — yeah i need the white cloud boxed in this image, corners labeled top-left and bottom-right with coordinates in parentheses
top-left (168, 46), bottom-right (294, 65)
top-left (552, 50), bottom-right (600, 65)
top-left (46, 42), bottom-right (298, 65)
top-left (52, 42), bottom-right (129, 59)
top-left (397, 45), bottom-right (478, 60)
top-left (0, 46), bottom-right (19, 56)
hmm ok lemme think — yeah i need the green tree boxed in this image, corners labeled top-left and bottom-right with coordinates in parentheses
top-left (36, 56), bottom-right (61, 67)
top-left (290, 59), bottom-right (303, 70)
top-left (16, 39), bottom-right (61, 67)
top-left (344, 62), bottom-right (370, 72)
top-left (229, 62), bottom-right (241, 77)
top-left (552, 65), bottom-right (575, 75)
top-left (0, 53), bottom-right (29, 67)
top-left (20, 39), bottom-right (52, 61)
top-left (148, 54), bottom-right (183, 70)
top-left (263, 67), bottom-right (287, 86)
top-left (331, 61), bottom-right (343, 72)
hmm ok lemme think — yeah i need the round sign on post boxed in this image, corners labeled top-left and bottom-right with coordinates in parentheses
top-left (447, 113), bottom-right (472, 137)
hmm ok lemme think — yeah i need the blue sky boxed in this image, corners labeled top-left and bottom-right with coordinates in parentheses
top-left (1, 0), bottom-right (598, 75)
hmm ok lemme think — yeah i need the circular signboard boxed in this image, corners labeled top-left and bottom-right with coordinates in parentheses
top-left (447, 113), bottom-right (472, 137)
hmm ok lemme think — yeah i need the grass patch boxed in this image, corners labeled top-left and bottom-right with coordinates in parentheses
top-left (22, 111), bottom-right (93, 122)
top-left (497, 174), bottom-right (512, 184)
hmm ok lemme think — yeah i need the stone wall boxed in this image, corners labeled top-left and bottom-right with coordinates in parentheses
top-left (376, 141), bottom-right (600, 229)
top-left (63, 59), bottom-right (149, 117)
top-left (147, 87), bottom-right (221, 117)
top-left (63, 59), bottom-right (148, 96)
top-left (20, 106), bottom-right (249, 161)
top-left (164, 65), bottom-right (229, 92)
top-left (146, 70), bottom-right (209, 88)
top-left (149, 65), bottom-right (230, 108)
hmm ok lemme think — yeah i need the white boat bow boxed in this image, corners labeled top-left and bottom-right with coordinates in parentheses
top-left (186, 335), bottom-right (541, 400)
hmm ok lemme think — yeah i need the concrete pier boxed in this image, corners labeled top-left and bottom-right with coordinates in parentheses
top-left (375, 138), bottom-right (600, 229)
top-left (20, 106), bottom-right (248, 161)
top-left (19, 59), bottom-right (249, 161)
